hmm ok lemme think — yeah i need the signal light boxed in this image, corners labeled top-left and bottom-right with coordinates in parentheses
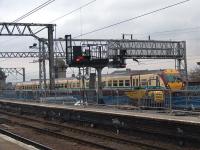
top-left (75, 56), bottom-right (89, 63)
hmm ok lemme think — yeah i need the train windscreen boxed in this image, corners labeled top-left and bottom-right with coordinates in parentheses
top-left (164, 74), bottom-right (182, 82)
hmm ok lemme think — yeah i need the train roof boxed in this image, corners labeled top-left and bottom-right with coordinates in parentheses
top-left (16, 69), bottom-right (175, 84)
top-left (104, 69), bottom-right (162, 77)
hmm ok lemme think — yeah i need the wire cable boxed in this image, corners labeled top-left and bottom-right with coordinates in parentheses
top-left (0, 0), bottom-right (56, 45)
top-left (74, 0), bottom-right (191, 38)
top-left (135, 26), bottom-right (200, 37)
top-left (12, 0), bottom-right (55, 23)
top-left (49, 0), bottom-right (96, 23)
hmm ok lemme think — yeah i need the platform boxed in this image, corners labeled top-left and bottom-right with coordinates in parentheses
top-left (1, 99), bottom-right (200, 144)
top-left (0, 99), bottom-right (200, 125)
top-left (0, 133), bottom-right (38, 150)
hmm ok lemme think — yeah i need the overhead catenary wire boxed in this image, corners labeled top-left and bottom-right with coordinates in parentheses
top-left (127, 57), bottom-right (200, 67)
top-left (74, 0), bottom-right (191, 38)
top-left (0, 0), bottom-right (56, 45)
top-left (48, 0), bottom-right (96, 23)
top-left (12, 0), bottom-right (55, 23)
top-left (134, 26), bottom-right (200, 37)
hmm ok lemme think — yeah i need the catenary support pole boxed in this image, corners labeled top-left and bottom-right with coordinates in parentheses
top-left (42, 40), bottom-right (47, 90)
top-left (22, 68), bottom-right (25, 82)
top-left (47, 25), bottom-right (55, 90)
top-left (96, 67), bottom-right (104, 104)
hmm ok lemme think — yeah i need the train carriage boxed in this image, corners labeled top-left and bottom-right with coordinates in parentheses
top-left (15, 69), bottom-right (185, 106)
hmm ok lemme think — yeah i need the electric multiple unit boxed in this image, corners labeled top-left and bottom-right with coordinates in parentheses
top-left (15, 69), bottom-right (185, 105)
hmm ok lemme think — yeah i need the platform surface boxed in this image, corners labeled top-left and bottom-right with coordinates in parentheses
top-left (0, 133), bottom-right (38, 150)
top-left (1, 99), bottom-right (200, 125)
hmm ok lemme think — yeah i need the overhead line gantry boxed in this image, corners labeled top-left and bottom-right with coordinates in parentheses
top-left (0, 22), bottom-right (56, 90)
top-left (64, 35), bottom-right (187, 103)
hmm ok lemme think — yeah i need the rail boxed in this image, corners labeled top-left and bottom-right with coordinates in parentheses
top-left (0, 128), bottom-right (52, 150)
top-left (1, 110), bottom-right (168, 150)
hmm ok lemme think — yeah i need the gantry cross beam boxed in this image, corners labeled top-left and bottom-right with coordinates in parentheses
top-left (65, 38), bottom-right (187, 76)
top-left (0, 52), bottom-right (64, 58)
top-left (0, 22), bottom-right (53, 39)
top-left (107, 40), bottom-right (185, 59)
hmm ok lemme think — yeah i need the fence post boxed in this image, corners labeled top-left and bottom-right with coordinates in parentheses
top-left (169, 90), bottom-right (172, 114)
top-left (186, 90), bottom-right (189, 110)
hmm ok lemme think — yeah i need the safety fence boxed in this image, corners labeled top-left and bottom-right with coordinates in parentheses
top-left (0, 89), bottom-right (200, 112)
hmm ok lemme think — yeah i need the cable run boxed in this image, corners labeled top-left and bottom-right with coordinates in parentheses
top-left (48, 0), bottom-right (96, 23)
top-left (135, 26), bottom-right (200, 37)
top-left (0, 0), bottom-right (55, 45)
top-left (29, 0), bottom-right (97, 36)
top-left (74, 0), bottom-right (191, 38)
top-left (12, 0), bottom-right (55, 23)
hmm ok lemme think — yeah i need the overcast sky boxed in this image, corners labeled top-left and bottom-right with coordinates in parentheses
top-left (0, 0), bottom-right (199, 82)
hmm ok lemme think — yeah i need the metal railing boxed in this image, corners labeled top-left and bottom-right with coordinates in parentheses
top-left (0, 89), bottom-right (200, 113)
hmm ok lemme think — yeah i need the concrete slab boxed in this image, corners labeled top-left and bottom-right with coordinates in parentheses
top-left (0, 133), bottom-right (38, 150)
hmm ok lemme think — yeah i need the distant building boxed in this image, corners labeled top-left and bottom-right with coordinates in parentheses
top-left (55, 58), bottom-right (67, 78)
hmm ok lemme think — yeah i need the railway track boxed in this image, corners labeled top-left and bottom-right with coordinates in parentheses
top-left (0, 110), bottom-right (168, 150)
top-left (0, 127), bottom-right (52, 150)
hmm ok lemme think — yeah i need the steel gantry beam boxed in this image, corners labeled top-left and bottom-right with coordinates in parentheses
top-left (0, 22), bottom-right (56, 89)
top-left (64, 39), bottom-right (185, 59)
top-left (0, 52), bottom-right (64, 58)
top-left (63, 38), bottom-right (187, 73)
top-left (107, 40), bottom-right (185, 59)
top-left (0, 22), bottom-right (53, 39)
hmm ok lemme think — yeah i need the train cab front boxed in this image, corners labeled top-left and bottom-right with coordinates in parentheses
top-left (162, 69), bottom-right (184, 90)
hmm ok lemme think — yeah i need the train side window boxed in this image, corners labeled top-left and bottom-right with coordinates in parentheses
top-left (132, 79), bottom-right (135, 86)
top-left (113, 80), bottom-right (118, 87)
top-left (70, 82), bottom-right (72, 88)
top-left (59, 84), bottom-right (61, 88)
top-left (65, 83), bottom-right (68, 88)
top-left (77, 82), bottom-right (80, 88)
top-left (86, 82), bottom-right (89, 88)
top-left (68, 82), bottom-right (71, 88)
top-left (125, 80), bottom-right (130, 86)
top-left (102, 81), bottom-right (106, 88)
top-left (136, 79), bottom-right (138, 86)
top-left (141, 79), bottom-right (147, 86)
top-left (70, 82), bottom-right (73, 88)
top-left (73, 82), bottom-right (76, 88)
top-left (149, 80), bottom-right (151, 86)
top-left (108, 80), bottom-right (112, 87)
top-left (119, 80), bottom-right (124, 87)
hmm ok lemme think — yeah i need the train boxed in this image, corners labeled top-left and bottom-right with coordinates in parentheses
top-left (14, 69), bottom-right (187, 107)
top-left (16, 69), bottom-right (184, 90)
